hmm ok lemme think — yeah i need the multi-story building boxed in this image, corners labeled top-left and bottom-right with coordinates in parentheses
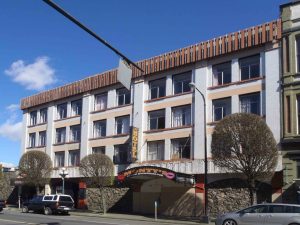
top-left (21, 19), bottom-right (282, 216)
top-left (281, 0), bottom-right (300, 203)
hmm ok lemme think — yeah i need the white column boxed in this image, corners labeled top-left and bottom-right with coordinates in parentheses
top-left (232, 95), bottom-right (239, 113)
top-left (46, 105), bottom-right (54, 161)
top-left (231, 58), bottom-right (239, 82)
top-left (107, 89), bottom-right (116, 108)
top-left (165, 107), bottom-right (171, 129)
top-left (107, 118), bottom-right (115, 136)
top-left (132, 81), bottom-right (145, 162)
top-left (80, 93), bottom-right (91, 159)
top-left (193, 64), bottom-right (208, 159)
top-left (265, 48), bottom-right (280, 143)
top-left (164, 139), bottom-right (171, 160)
top-left (166, 75), bottom-right (173, 96)
top-left (20, 111), bottom-right (28, 154)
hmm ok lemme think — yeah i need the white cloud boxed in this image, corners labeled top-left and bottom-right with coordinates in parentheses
top-left (6, 104), bottom-right (19, 112)
top-left (0, 121), bottom-right (22, 141)
top-left (5, 56), bottom-right (56, 91)
top-left (0, 104), bottom-right (22, 141)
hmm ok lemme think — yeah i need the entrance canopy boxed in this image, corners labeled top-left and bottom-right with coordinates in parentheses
top-left (117, 166), bottom-right (194, 185)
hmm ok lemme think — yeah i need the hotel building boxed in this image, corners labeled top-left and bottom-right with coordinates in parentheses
top-left (20, 19), bottom-right (282, 216)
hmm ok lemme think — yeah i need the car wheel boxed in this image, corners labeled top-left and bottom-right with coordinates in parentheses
top-left (44, 207), bottom-right (52, 215)
top-left (223, 219), bottom-right (237, 225)
top-left (22, 206), bottom-right (29, 213)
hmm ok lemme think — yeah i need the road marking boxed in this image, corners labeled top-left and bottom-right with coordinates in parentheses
top-left (0, 218), bottom-right (27, 224)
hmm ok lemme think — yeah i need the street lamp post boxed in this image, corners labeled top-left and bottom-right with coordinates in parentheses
top-left (189, 82), bottom-right (209, 223)
top-left (59, 167), bottom-right (68, 194)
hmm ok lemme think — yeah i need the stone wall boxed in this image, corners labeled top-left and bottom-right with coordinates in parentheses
top-left (207, 178), bottom-right (272, 217)
top-left (86, 187), bottom-right (132, 213)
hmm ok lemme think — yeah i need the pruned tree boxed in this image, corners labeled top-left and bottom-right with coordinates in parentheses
top-left (19, 150), bottom-right (53, 194)
top-left (211, 113), bottom-right (278, 205)
top-left (79, 153), bottom-right (114, 214)
top-left (0, 165), bottom-right (11, 200)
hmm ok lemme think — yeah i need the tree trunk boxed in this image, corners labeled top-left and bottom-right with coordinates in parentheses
top-left (100, 187), bottom-right (106, 214)
top-left (248, 179), bottom-right (256, 205)
top-left (36, 185), bottom-right (40, 195)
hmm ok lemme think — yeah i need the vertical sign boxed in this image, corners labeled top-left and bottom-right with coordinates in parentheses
top-left (131, 127), bottom-right (138, 162)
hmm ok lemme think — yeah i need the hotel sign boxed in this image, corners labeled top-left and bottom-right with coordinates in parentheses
top-left (131, 127), bottom-right (138, 162)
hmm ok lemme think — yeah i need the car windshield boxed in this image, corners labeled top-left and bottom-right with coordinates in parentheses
top-left (59, 196), bottom-right (73, 202)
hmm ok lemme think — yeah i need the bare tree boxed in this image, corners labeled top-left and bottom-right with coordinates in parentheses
top-left (19, 151), bottom-right (53, 194)
top-left (211, 113), bottom-right (278, 205)
top-left (79, 153), bottom-right (114, 214)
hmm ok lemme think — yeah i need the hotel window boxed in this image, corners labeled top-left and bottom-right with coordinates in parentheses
top-left (28, 133), bottom-right (36, 148)
top-left (68, 150), bottom-right (80, 166)
top-left (212, 62), bottom-right (231, 86)
top-left (240, 55), bottom-right (260, 80)
top-left (70, 125), bottom-right (81, 142)
top-left (212, 97), bottom-right (231, 121)
top-left (40, 108), bottom-right (47, 123)
top-left (55, 152), bottom-right (65, 167)
top-left (94, 93), bottom-right (107, 111)
top-left (114, 144), bottom-right (130, 164)
top-left (297, 95), bottom-right (300, 134)
top-left (56, 127), bottom-right (66, 144)
top-left (171, 138), bottom-right (191, 160)
top-left (173, 71), bottom-right (192, 94)
top-left (240, 93), bottom-right (260, 115)
top-left (172, 105), bottom-right (191, 127)
top-left (149, 78), bottom-right (166, 99)
top-left (57, 103), bottom-right (67, 119)
top-left (116, 88), bottom-right (131, 106)
top-left (92, 146), bottom-right (105, 154)
top-left (30, 111), bottom-right (37, 126)
top-left (93, 120), bottom-right (106, 138)
top-left (39, 131), bottom-right (46, 146)
top-left (147, 141), bottom-right (164, 161)
top-left (148, 110), bottom-right (165, 130)
top-left (71, 100), bottom-right (82, 116)
top-left (297, 36), bottom-right (300, 72)
top-left (115, 116), bottom-right (130, 135)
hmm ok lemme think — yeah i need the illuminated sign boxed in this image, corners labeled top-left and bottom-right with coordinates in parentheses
top-left (117, 166), bottom-right (194, 185)
top-left (131, 127), bottom-right (138, 162)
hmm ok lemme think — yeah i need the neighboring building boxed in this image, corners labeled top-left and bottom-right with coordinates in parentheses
top-left (0, 162), bottom-right (15, 173)
top-left (20, 19), bottom-right (282, 216)
top-left (280, 1), bottom-right (300, 203)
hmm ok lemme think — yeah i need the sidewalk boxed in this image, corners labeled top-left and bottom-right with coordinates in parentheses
top-left (6, 205), bottom-right (214, 225)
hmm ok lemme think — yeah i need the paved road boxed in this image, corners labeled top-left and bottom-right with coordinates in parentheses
top-left (0, 209), bottom-right (207, 225)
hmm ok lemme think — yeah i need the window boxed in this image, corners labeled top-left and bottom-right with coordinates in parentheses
top-left (68, 150), bottom-right (80, 166)
top-left (212, 62), bottom-right (231, 86)
top-left (70, 125), bottom-right (81, 142)
top-left (269, 205), bottom-right (285, 213)
top-left (93, 120), bottom-right (106, 138)
top-left (149, 79), bottom-right (166, 99)
top-left (39, 131), bottom-right (46, 146)
top-left (43, 196), bottom-right (53, 201)
top-left (148, 110), bottom-right (165, 130)
top-left (116, 88), bottom-right (131, 106)
top-left (147, 141), bottom-right (164, 161)
top-left (297, 36), bottom-right (300, 72)
top-left (212, 98), bottom-right (231, 121)
top-left (297, 95), bottom-right (300, 134)
top-left (239, 205), bottom-right (268, 214)
top-left (172, 105), bottom-right (191, 127)
top-left (55, 152), bottom-right (65, 167)
top-left (40, 108), bottom-right (47, 123)
top-left (114, 144), bottom-right (130, 164)
top-left (57, 103), bottom-right (67, 119)
top-left (240, 93), bottom-right (260, 115)
top-left (240, 55), bottom-right (260, 80)
top-left (92, 146), bottom-right (105, 154)
top-left (30, 111), bottom-right (37, 126)
top-left (173, 72), bottom-right (192, 94)
top-left (56, 127), bottom-right (66, 144)
top-left (115, 116), bottom-right (130, 135)
top-left (94, 93), bottom-right (107, 111)
top-left (171, 138), bottom-right (191, 159)
top-left (71, 100), bottom-right (82, 116)
top-left (28, 133), bottom-right (36, 148)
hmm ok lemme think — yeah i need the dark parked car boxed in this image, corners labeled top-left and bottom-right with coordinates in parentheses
top-left (22, 194), bottom-right (74, 215)
top-left (0, 200), bottom-right (5, 212)
top-left (215, 203), bottom-right (300, 225)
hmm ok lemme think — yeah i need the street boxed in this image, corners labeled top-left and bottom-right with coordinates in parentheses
top-left (0, 209), bottom-right (209, 225)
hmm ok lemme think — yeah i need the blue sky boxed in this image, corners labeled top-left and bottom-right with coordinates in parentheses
top-left (0, 0), bottom-right (286, 165)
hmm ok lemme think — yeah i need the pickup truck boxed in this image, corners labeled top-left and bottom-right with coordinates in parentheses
top-left (22, 194), bottom-right (74, 215)
top-left (0, 200), bottom-right (5, 212)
